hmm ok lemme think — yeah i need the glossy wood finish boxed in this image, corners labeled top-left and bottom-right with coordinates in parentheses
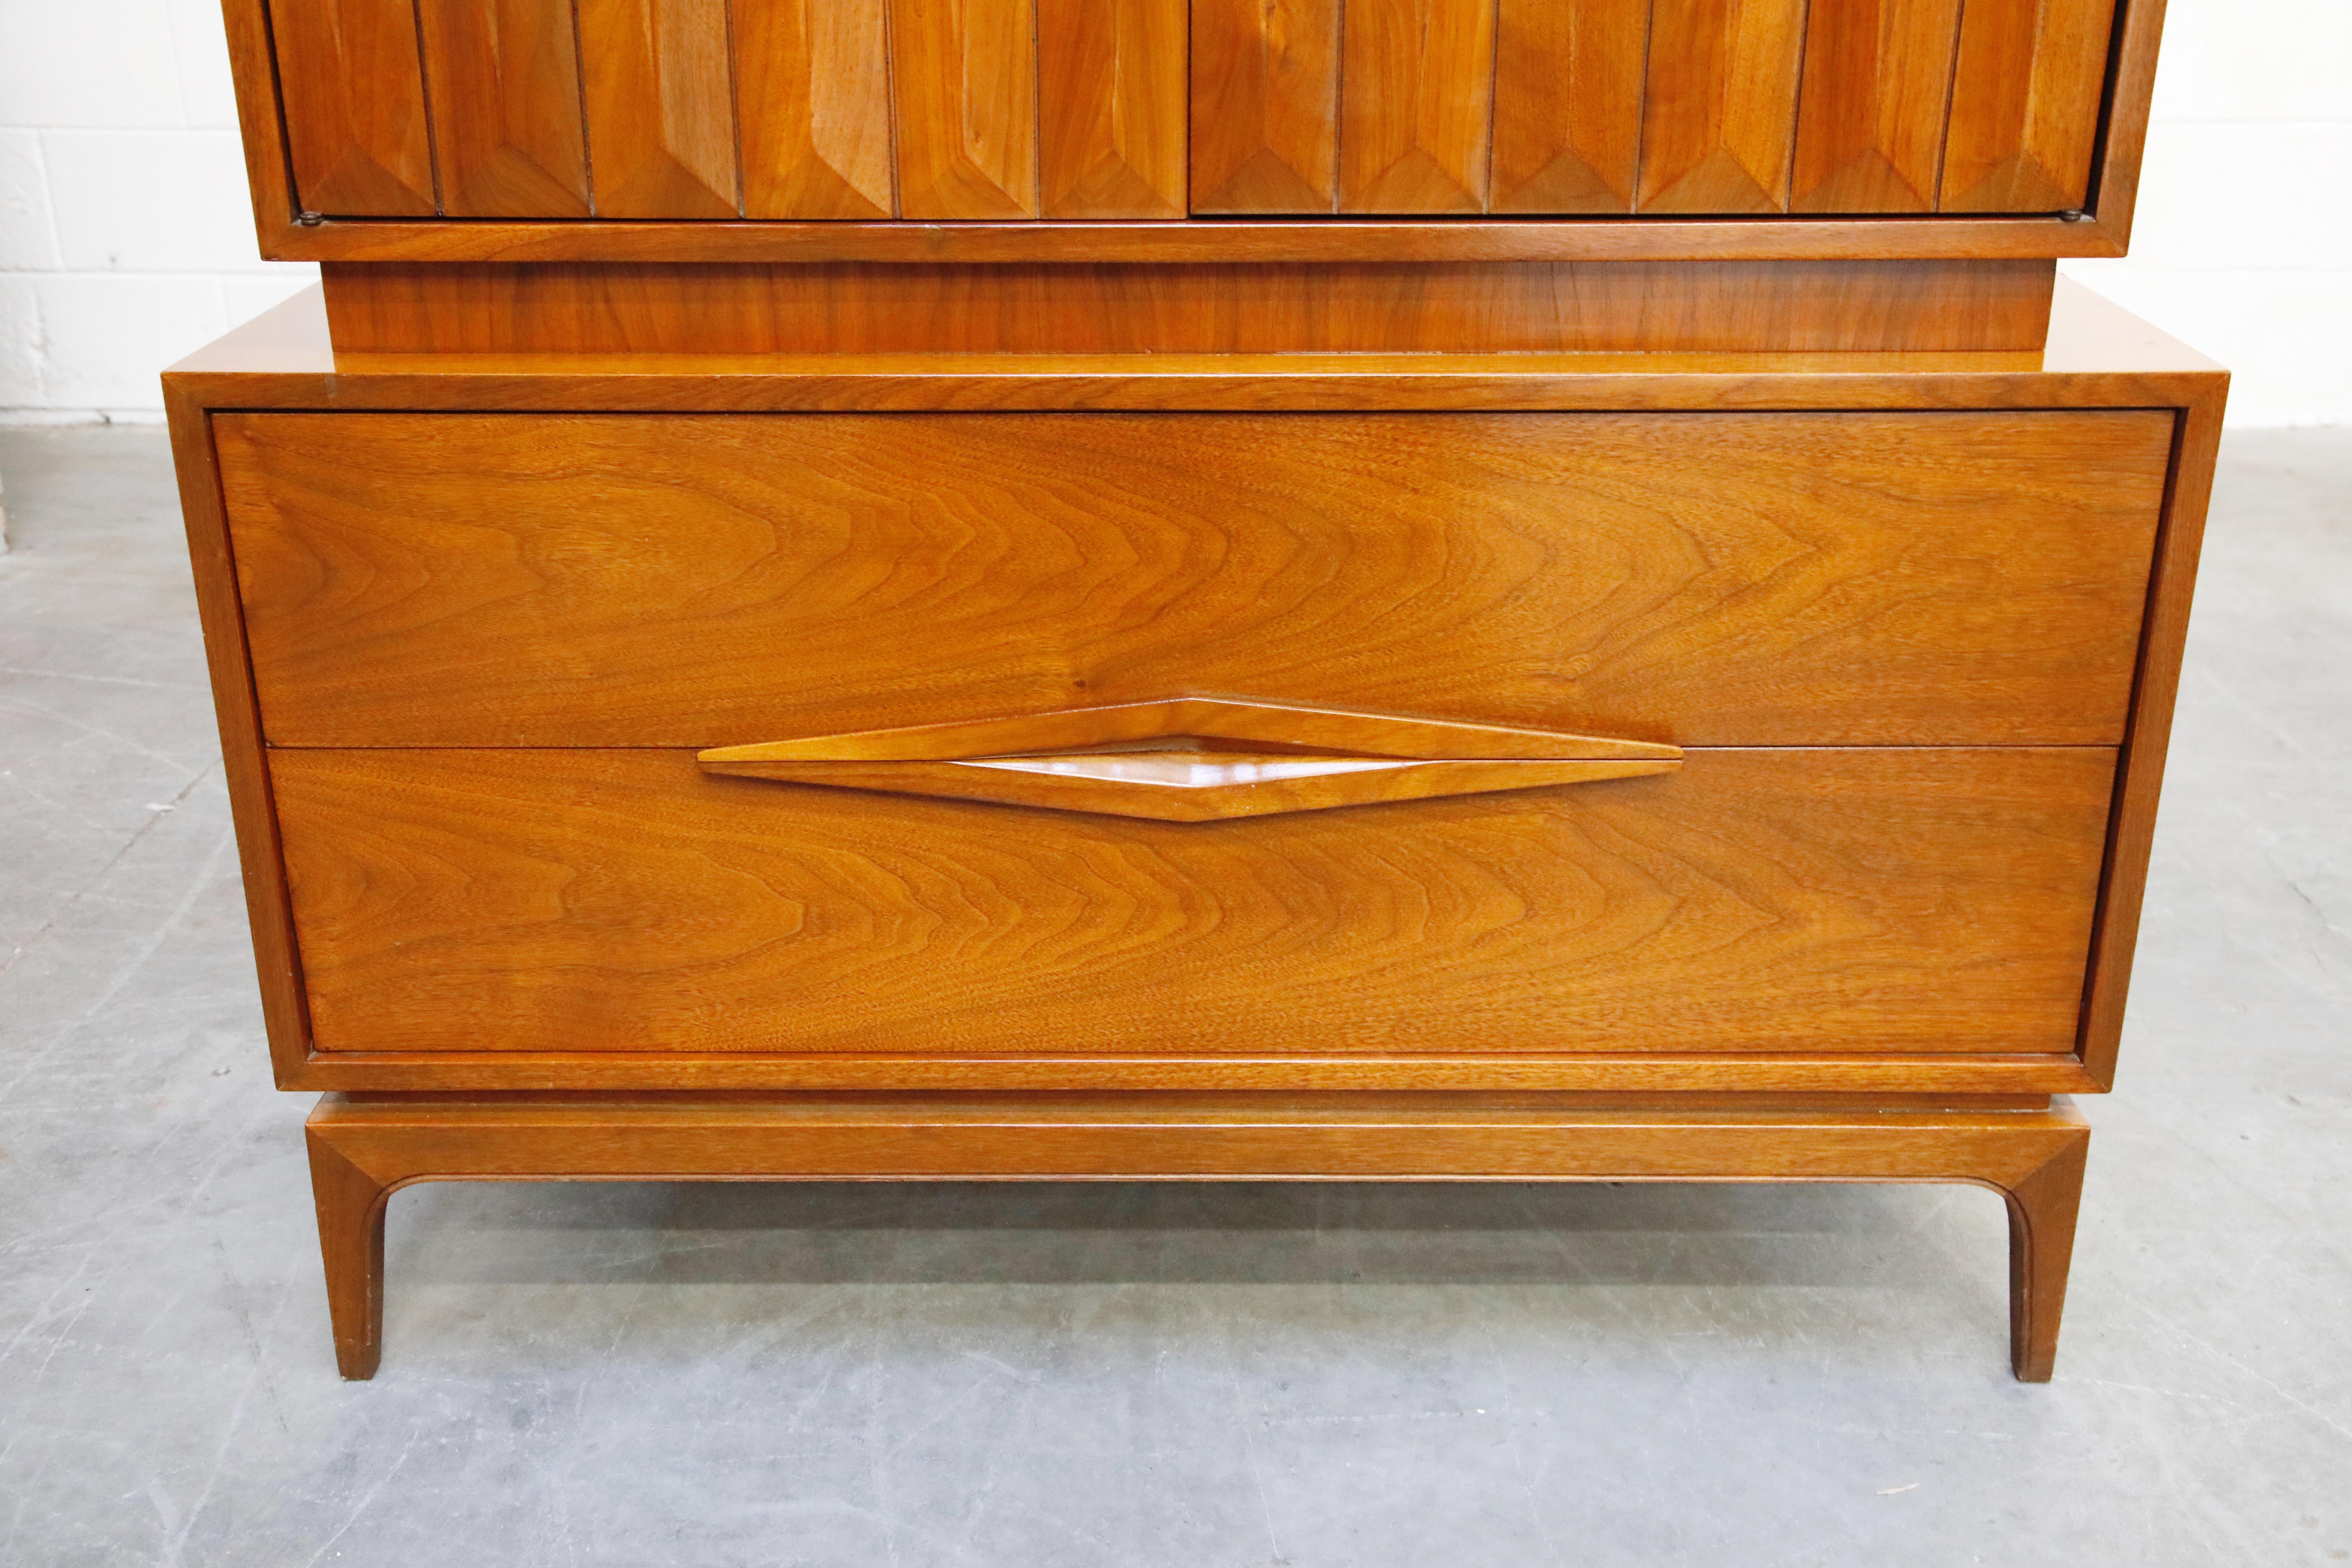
top-left (1338, 0), bottom-right (1497, 214)
top-left (1637, 0), bottom-right (1808, 213)
top-left (1189, 0), bottom-right (1341, 212)
top-left (577, 0), bottom-right (739, 218)
top-left (890, 0), bottom-right (1040, 218)
top-left (1038, 0), bottom-right (1188, 219)
top-left (736, 0), bottom-right (896, 219)
top-left (223, 0), bottom-right (2163, 257)
top-left (1490, 0), bottom-right (1648, 214)
top-left (267, 0), bottom-right (437, 216)
top-left (162, 279), bottom-right (2224, 1100)
top-left (313, 258), bottom-right (2062, 354)
top-left (270, 746), bottom-right (2115, 1060)
top-left (698, 699), bottom-right (1682, 820)
top-left (1791, 0), bottom-right (1965, 214)
top-left (306, 1092), bottom-right (2090, 1379)
top-left (218, 406), bottom-right (2164, 749)
top-left (1942, 0), bottom-right (2121, 213)
top-left (416, 0), bottom-right (592, 218)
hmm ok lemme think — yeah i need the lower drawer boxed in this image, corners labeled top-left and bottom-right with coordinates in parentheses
top-left (271, 747), bottom-right (2115, 1061)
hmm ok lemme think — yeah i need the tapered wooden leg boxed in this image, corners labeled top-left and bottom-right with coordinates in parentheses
top-left (2000, 1134), bottom-right (2090, 1382)
top-left (306, 1131), bottom-right (394, 1380)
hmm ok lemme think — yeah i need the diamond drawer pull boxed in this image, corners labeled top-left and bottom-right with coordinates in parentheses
top-left (697, 698), bottom-right (1680, 822)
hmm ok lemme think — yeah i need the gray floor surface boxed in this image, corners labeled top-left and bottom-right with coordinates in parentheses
top-left (0, 423), bottom-right (2346, 1567)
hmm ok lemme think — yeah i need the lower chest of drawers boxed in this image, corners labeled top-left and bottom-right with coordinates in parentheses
top-left (191, 399), bottom-right (2188, 1096)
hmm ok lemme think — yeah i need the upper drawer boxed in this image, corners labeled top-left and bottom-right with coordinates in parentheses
top-left (218, 410), bottom-right (2171, 749)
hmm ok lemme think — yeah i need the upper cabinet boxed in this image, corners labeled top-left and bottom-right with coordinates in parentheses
top-left (250, 0), bottom-right (2138, 237)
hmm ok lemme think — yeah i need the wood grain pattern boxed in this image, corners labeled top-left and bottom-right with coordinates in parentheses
top-left (1339, 0), bottom-right (1497, 213)
top-left (1037, 0), bottom-right (1188, 218)
top-left (1942, 0), bottom-right (2119, 212)
top-left (314, 258), bottom-right (2062, 354)
top-left (271, 747), bottom-right (2118, 1059)
top-left (415, 0), bottom-right (591, 217)
top-left (735, 0), bottom-right (896, 218)
top-left (1189, 0), bottom-right (1340, 212)
top-left (1637, 0), bottom-right (1809, 213)
top-left (217, 409), bottom-right (2167, 749)
top-left (578, 0), bottom-right (740, 217)
top-left (889, 0), bottom-right (1040, 218)
top-left (1490, 0), bottom-right (1649, 213)
top-left (1791, 0), bottom-right (1966, 214)
top-left (267, 0), bottom-right (438, 215)
top-left (306, 1091), bottom-right (2090, 1379)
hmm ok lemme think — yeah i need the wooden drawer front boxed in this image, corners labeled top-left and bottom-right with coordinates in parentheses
top-left (222, 411), bottom-right (2169, 749)
top-left (273, 747), bottom-right (2115, 1059)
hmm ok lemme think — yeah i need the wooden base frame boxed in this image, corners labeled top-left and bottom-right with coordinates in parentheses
top-left (307, 1093), bottom-right (2089, 1384)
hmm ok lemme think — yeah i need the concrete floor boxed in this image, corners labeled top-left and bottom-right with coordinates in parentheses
top-left (0, 422), bottom-right (2346, 1567)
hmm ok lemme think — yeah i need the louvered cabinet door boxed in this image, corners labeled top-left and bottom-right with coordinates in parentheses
top-left (1942, 0), bottom-right (2120, 212)
top-left (736, 0), bottom-right (895, 218)
top-left (416, 0), bottom-right (592, 217)
top-left (269, 0), bottom-right (438, 216)
top-left (1038, 0), bottom-right (1189, 218)
top-left (889, 0), bottom-right (1041, 218)
top-left (578, 0), bottom-right (740, 217)
top-left (1189, 0), bottom-right (1342, 213)
top-left (1490, 0), bottom-right (1648, 213)
top-left (252, 0), bottom-right (2128, 223)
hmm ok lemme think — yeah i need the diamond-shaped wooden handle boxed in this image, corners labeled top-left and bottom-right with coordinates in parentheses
top-left (697, 698), bottom-right (1680, 821)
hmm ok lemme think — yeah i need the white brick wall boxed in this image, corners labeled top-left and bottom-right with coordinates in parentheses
top-left (0, 0), bottom-right (318, 421)
top-left (2056, 0), bottom-right (2352, 427)
top-left (0, 0), bottom-right (2345, 424)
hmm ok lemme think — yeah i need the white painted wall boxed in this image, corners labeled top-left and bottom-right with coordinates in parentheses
top-left (0, 0), bottom-right (2346, 424)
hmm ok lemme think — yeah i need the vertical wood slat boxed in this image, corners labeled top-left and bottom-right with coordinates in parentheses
top-left (1941, 0), bottom-right (2118, 212)
top-left (578, 0), bottom-right (740, 217)
top-left (268, 0), bottom-right (438, 215)
top-left (1339, 0), bottom-right (1497, 213)
top-left (1189, 0), bottom-right (1341, 213)
top-left (1490, 0), bottom-right (1648, 213)
top-left (1038, 0), bottom-right (1188, 218)
top-left (416, 0), bottom-right (592, 217)
top-left (889, 0), bottom-right (1040, 218)
top-left (1791, 0), bottom-right (1964, 213)
top-left (737, 0), bottom-right (895, 217)
top-left (1637, 0), bottom-right (1809, 214)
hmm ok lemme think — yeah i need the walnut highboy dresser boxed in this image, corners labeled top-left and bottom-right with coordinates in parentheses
top-left (169, 0), bottom-right (2223, 1379)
